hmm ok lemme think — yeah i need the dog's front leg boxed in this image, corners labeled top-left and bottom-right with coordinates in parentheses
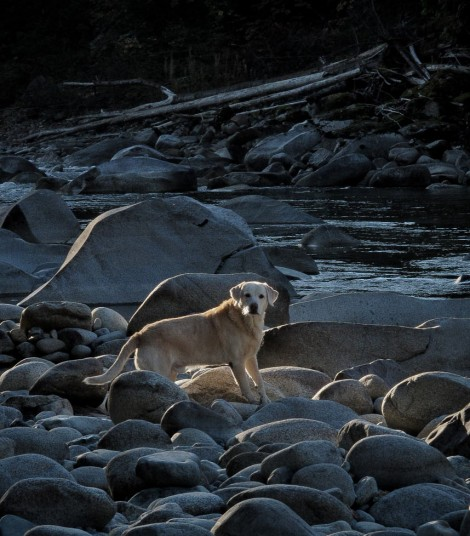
top-left (230, 361), bottom-right (258, 404)
top-left (245, 355), bottom-right (270, 405)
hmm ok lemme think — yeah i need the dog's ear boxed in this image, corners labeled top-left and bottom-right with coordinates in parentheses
top-left (264, 284), bottom-right (279, 306)
top-left (230, 283), bottom-right (243, 302)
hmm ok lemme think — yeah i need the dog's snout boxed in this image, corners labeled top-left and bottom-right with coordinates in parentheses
top-left (249, 303), bottom-right (259, 314)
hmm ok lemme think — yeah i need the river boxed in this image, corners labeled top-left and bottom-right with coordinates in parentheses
top-left (1, 183), bottom-right (469, 300)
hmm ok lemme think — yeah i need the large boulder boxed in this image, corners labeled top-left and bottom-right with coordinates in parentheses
top-left (295, 153), bottom-right (372, 187)
top-left (127, 272), bottom-right (290, 334)
top-left (19, 197), bottom-right (288, 307)
top-left (63, 157), bottom-right (197, 194)
top-left (345, 434), bottom-right (459, 489)
top-left (290, 291), bottom-right (470, 326)
top-left (63, 134), bottom-right (157, 167)
top-left (0, 156), bottom-right (41, 180)
top-left (244, 123), bottom-right (321, 170)
top-left (0, 190), bottom-right (80, 244)
top-left (382, 372), bottom-right (470, 435)
top-left (258, 319), bottom-right (470, 378)
top-left (219, 195), bottom-right (323, 224)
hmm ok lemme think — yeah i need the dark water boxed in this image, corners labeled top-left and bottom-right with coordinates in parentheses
top-left (1, 183), bottom-right (469, 299)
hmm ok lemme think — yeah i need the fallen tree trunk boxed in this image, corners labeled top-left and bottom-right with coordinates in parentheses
top-left (23, 44), bottom-right (388, 141)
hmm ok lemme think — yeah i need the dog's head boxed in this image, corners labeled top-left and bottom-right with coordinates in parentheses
top-left (230, 281), bottom-right (279, 316)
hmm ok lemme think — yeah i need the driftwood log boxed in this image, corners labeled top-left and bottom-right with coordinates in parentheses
top-left (22, 43), bottom-right (470, 142)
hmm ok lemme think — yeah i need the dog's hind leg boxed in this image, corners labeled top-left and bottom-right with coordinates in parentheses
top-left (245, 355), bottom-right (270, 405)
top-left (134, 345), bottom-right (173, 380)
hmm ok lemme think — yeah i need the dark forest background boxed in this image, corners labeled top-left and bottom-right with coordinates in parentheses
top-left (1, 0), bottom-right (468, 109)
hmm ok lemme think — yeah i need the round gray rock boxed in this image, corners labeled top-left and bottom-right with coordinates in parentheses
top-left (108, 370), bottom-right (189, 424)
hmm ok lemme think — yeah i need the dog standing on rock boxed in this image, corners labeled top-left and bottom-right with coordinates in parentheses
top-left (84, 281), bottom-right (278, 404)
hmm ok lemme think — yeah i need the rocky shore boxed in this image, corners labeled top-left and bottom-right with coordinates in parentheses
top-left (0, 56), bottom-right (470, 535)
top-left (0, 292), bottom-right (469, 535)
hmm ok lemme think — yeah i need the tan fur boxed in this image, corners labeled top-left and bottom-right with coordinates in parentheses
top-left (83, 281), bottom-right (278, 404)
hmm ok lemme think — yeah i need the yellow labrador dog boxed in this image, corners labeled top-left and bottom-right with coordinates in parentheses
top-left (84, 281), bottom-right (278, 404)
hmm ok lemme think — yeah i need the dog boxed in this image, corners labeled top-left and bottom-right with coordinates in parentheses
top-left (84, 281), bottom-right (278, 404)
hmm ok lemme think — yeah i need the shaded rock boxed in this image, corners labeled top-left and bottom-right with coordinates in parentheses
top-left (19, 196), bottom-right (285, 307)
top-left (0, 427), bottom-right (69, 461)
top-left (64, 135), bottom-right (156, 167)
top-left (29, 357), bottom-right (107, 407)
top-left (0, 453), bottom-right (74, 496)
top-left (20, 301), bottom-right (92, 332)
top-left (334, 133), bottom-right (407, 160)
top-left (425, 402), bottom-right (470, 457)
top-left (335, 358), bottom-right (409, 388)
top-left (179, 366), bottom-right (260, 406)
top-left (300, 224), bottom-right (360, 249)
top-left (0, 229), bottom-right (69, 274)
top-left (212, 497), bottom-right (316, 536)
top-left (313, 379), bottom-right (374, 415)
top-left (91, 306), bottom-right (128, 332)
top-left (220, 194), bottom-right (322, 224)
top-left (136, 450), bottom-right (203, 487)
top-left (346, 434), bottom-right (459, 490)
top-left (127, 272), bottom-right (289, 334)
top-left (289, 291), bottom-right (470, 326)
top-left (105, 447), bottom-right (162, 500)
top-left (369, 483), bottom-right (470, 530)
top-left (0, 477), bottom-right (116, 529)
top-left (39, 415), bottom-right (112, 435)
top-left (258, 320), bottom-right (470, 378)
top-left (232, 418), bottom-right (338, 446)
top-left (227, 483), bottom-right (354, 525)
top-left (296, 153), bottom-right (372, 187)
top-left (369, 165), bottom-right (432, 187)
top-left (260, 366), bottom-right (331, 398)
top-left (161, 400), bottom-right (242, 445)
top-left (389, 147), bottom-right (420, 165)
top-left (0, 515), bottom-right (36, 536)
top-left (0, 392), bottom-right (73, 421)
top-left (244, 123), bottom-right (321, 170)
top-left (0, 190), bottom-right (79, 244)
top-left (111, 144), bottom-right (172, 161)
top-left (291, 463), bottom-right (356, 506)
top-left (107, 370), bottom-right (189, 424)
top-left (0, 264), bottom-right (41, 295)
top-left (97, 419), bottom-right (171, 450)
top-left (338, 419), bottom-right (408, 451)
top-left (243, 397), bottom-right (358, 430)
top-left (382, 371), bottom-right (470, 435)
top-left (0, 359), bottom-right (53, 391)
top-left (0, 303), bottom-right (23, 321)
top-left (150, 491), bottom-right (225, 516)
top-left (65, 156), bottom-right (197, 194)
top-left (259, 440), bottom-right (344, 480)
top-left (0, 406), bottom-right (22, 430)
top-left (0, 155), bottom-right (40, 180)
top-left (261, 246), bottom-right (320, 275)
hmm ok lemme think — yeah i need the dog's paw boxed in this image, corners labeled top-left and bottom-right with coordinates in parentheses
top-left (260, 395), bottom-right (271, 405)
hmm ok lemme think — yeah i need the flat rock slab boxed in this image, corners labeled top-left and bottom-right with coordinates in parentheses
top-left (290, 291), bottom-right (470, 327)
top-left (258, 318), bottom-right (470, 377)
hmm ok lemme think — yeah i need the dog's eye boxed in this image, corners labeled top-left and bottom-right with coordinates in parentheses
top-left (259, 294), bottom-right (265, 299)
top-left (244, 293), bottom-right (251, 298)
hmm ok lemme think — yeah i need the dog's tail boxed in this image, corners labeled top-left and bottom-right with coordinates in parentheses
top-left (83, 334), bottom-right (140, 385)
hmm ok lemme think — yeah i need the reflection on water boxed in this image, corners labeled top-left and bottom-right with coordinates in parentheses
top-left (1, 183), bottom-right (469, 298)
